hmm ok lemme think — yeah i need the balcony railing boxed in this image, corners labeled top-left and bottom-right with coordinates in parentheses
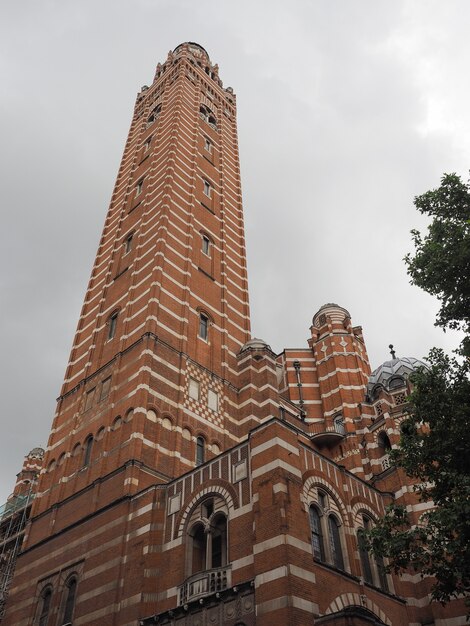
top-left (310, 421), bottom-right (345, 447)
top-left (381, 455), bottom-right (391, 471)
top-left (178, 565), bottom-right (231, 605)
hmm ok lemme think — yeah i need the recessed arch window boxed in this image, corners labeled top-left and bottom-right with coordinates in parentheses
top-left (187, 498), bottom-right (228, 576)
top-left (112, 416), bottom-right (122, 431)
top-left (309, 505), bottom-right (325, 561)
top-left (358, 514), bottom-right (389, 591)
top-left (82, 435), bottom-right (93, 468)
top-left (124, 233), bottom-right (133, 255)
top-left (38, 586), bottom-right (53, 626)
top-left (196, 436), bottom-right (205, 466)
top-left (328, 515), bottom-right (344, 569)
top-left (378, 431), bottom-right (391, 452)
top-left (61, 575), bottom-right (78, 625)
top-left (201, 233), bottom-right (211, 256)
top-left (333, 414), bottom-right (345, 435)
top-left (308, 491), bottom-right (347, 571)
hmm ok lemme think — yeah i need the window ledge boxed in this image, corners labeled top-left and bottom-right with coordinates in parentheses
top-left (198, 267), bottom-right (215, 281)
top-left (200, 201), bottom-right (215, 214)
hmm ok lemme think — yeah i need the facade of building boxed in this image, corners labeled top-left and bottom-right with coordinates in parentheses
top-left (2, 43), bottom-right (466, 626)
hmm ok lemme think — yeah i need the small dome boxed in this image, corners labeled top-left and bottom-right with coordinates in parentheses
top-left (312, 303), bottom-right (351, 328)
top-left (28, 447), bottom-right (45, 458)
top-left (367, 357), bottom-right (428, 401)
top-left (240, 337), bottom-right (272, 352)
top-left (173, 42), bottom-right (210, 62)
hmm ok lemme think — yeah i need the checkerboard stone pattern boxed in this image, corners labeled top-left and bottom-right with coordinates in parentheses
top-left (185, 361), bottom-right (225, 428)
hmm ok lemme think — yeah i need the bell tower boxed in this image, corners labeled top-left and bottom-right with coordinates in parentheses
top-left (29, 42), bottom-right (252, 520)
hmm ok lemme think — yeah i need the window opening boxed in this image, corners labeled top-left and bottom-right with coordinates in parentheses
top-left (204, 138), bottom-right (212, 153)
top-left (358, 517), bottom-right (373, 584)
top-left (124, 234), bottom-right (133, 255)
top-left (333, 414), bottom-right (345, 434)
top-left (202, 234), bottom-right (211, 255)
top-left (38, 587), bottom-right (52, 626)
top-left (199, 313), bottom-right (209, 341)
top-left (211, 515), bottom-right (227, 568)
top-left (309, 506), bottom-right (325, 561)
top-left (196, 436), bottom-right (205, 466)
top-left (203, 180), bottom-right (211, 197)
top-left (328, 515), bottom-right (344, 570)
top-left (190, 523), bottom-right (206, 574)
top-left (135, 179), bottom-right (144, 197)
top-left (61, 577), bottom-right (77, 625)
top-left (108, 311), bottom-right (118, 340)
top-left (83, 436), bottom-right (93, 467)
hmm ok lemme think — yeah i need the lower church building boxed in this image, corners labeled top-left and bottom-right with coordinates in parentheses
top-left (1, 43), bottom-right (466, 626)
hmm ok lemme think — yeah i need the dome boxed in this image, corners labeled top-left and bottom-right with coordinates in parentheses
top-left (312, 303), bottom-right (351, 328)
top-left (367, 357), bottom-right (428, 401)
top-left (28, 447), bottom-right (45, 458)
top-left (240, 337), bottom-right (272, 353)
top-left (173, 42), bottom-right (210, 62)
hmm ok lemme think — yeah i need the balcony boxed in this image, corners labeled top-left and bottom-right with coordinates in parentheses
top-left (310, 422), bottom-right (345, 448)
top-left (178, 565), bottom-right (231, 605)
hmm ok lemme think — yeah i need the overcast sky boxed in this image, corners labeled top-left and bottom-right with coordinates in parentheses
top-left (1, 0), bottom-right (468, 504)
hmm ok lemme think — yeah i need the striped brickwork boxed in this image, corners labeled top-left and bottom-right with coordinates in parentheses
top-left (3, 44), bottom-right (467, 626)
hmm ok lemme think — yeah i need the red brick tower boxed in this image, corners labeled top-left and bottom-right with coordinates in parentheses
top-left (3, 42), bottom-right (253, 626)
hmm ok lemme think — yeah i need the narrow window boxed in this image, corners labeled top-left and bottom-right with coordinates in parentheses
top-left (124, 234), bottom-right (133, 255)
top-left (189, 378), bottom-right (200, 401)
top-left (61, 577), bottom-right (77, 625)
top-left (333, 414), bottom-right (345, 434)
top-left (83, 436), bottom-right (93, 468)
top-left (38, 587), bottom-right (52, 626)
top-left (190, 523), bottom-right (206, 573)
top-left (202, 234), bottom-right (211, 255)
top-left (208, 389), bottom-right (218, 412)
top-left (328, 515), bottom-right (344, 570)
top-left (135, 178), bottom-right (144, 197)
top-left (204, 138), bottom-right (212, 153)
top-left (203, 180), bottom-right (211, 197)
top-left (84, 388), bottom-right (95, 411)
top-left (358, 519), bottom-right (373, 584)
top-left (143, 137), bottom-right (152, 152)
top-left (309, 506), bottom-right (325, 561)
top-left (199, 313), bottom-right (209, 341)
top-left (196, 436), bottom-right (205, 466)
top-left (108, 311), bottom-right (118, 340)
top-left (211, 514), bottom-right (227, 568)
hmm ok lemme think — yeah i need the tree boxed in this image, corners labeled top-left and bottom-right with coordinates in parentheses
top-left (367, 173), bottom-right (470, 607)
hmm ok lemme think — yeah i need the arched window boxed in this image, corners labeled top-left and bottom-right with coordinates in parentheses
top-left (309, 505), bottom-right (325, 561)
top-left (82, 435), bottom-right (93, 468)
top-left (211, 514), bottom-right (227, 568)
top-left (358, 517), bottom-right (373, 584)
top-left (188, 507), bottom-right (227, 575)
top-left (61, 576), bottom-right (77, 625)
top-left (378, 431), bottom-right (391, 452)
top-left (38, 586), bottom-right (52, 626)
top-left (378, 431), bottom-right (392, 471)
top-left (333, 414), bottom-right (345, 435)
top-left (190, 522), bottom-right (206, 574)
top-left (196, 436), bottom-right (205, 466)
top-left (328, 515), bottom-right (344, 569)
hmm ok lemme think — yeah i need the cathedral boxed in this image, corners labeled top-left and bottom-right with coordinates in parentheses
top-left (0, 43), bottom-right (466, 626)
